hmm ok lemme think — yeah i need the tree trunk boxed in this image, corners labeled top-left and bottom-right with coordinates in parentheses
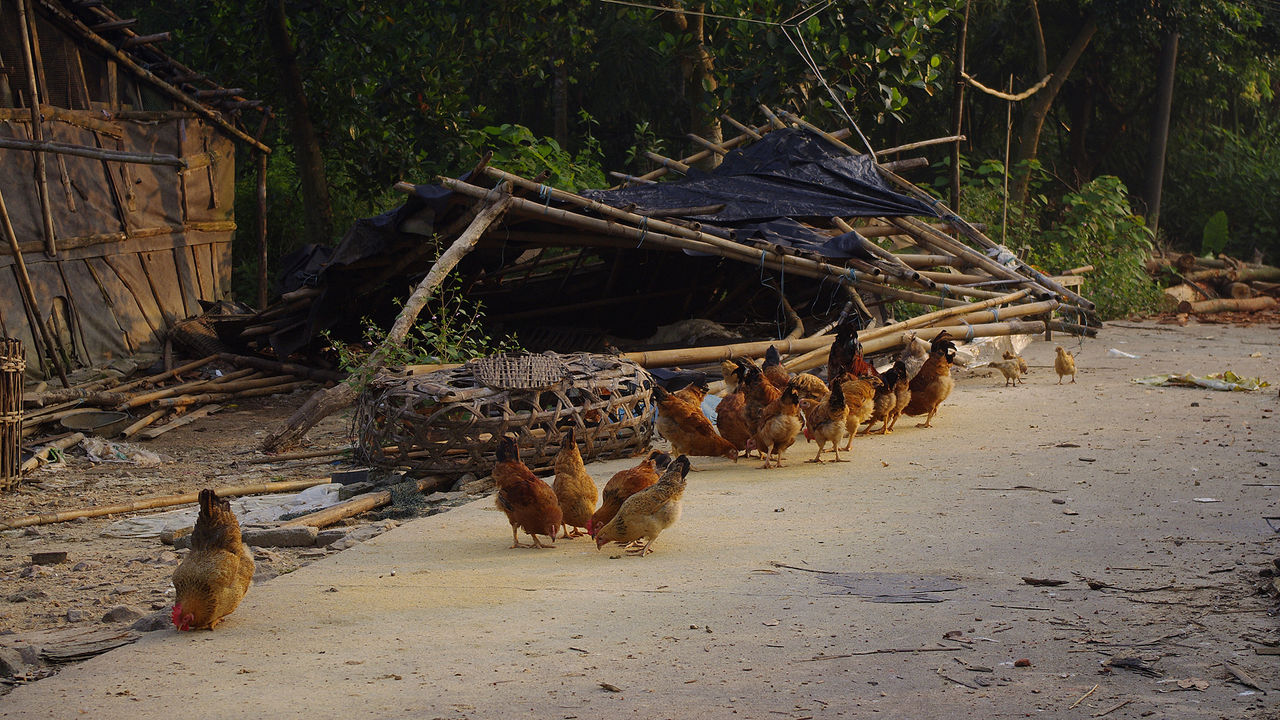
top-left (1010, 14), bottom-right (1098, 204)
top-left (1143, 31), bottom-right (1179, 238)
top-left (260, 189), bottom-right (512, 452)
top-left (265, 0), bottom-right (333, 243)
top-left (661, 1), bottom-right (722, 169)
top-left (552, 60), bottom-right (568, 148)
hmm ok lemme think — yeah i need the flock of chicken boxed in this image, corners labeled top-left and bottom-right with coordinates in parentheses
top-left (167, 327), bottom-right (1082, 631)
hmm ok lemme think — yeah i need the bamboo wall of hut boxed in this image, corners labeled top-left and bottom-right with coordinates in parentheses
top-left (0, 0), bottom-right (267, 380)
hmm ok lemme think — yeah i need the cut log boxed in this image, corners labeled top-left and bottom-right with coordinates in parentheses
top-left (1177, 296), bottom-right (1278, 314)
top-left (260, 185), bottom-right (513, 452)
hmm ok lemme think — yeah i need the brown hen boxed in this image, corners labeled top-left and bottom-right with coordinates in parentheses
top-left (494, 436), bottom-right (562, 548)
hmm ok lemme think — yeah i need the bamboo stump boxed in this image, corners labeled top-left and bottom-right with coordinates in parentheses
top-left (260, 187), bottom-right (513, 452)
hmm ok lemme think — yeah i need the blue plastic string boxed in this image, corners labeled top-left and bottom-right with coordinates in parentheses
top-left (960, 320), bottom-right (975, 342)
top-left (636, 216), bottom-right (649, 248)
top-left (538, 184), bottom-right (553, 208)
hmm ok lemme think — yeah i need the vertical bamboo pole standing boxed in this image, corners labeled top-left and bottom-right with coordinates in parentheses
top-left (1, 338), bottom-right (22, 490)
top-left (256, 151), bottom-right (269, 309)
top-left (17, 0), bottom-right (58, 256)
top-left (0, 186), bottom-right (69, 386)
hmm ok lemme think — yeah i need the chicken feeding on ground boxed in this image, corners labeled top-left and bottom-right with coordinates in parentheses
top-left (1003, 350), bottom-right (1029, 375)
top-left (899, 331), bottom-right (932, 381)
top-left (805, 380), bottom-right (848, 462)
top-left (594, 455), bottom-right (691, 556)
top-left (827, 318), bottom-right (879, 384)
top-left (1055, 346), bottom-right (1077, 384)
top-left (987, 359), bottom-right (1023, 387)
top-left (753, 384), bottom-right (803, 469)
top-left (493, 436), bottom-right (562, 549)
top-left (588, 450), bottom-right (671, 537)
top-left (863, 362), bottom-right (912, 435)
top-left (902, 332), bottom-right (958, 428)
top-left (552, 427), bottom-right (597, 538)
top-left (838, 375), bottom-right (881, 450)
top-left (171, 489), bottom-right (255, 631)
top-left (715, 361), bottom-right (753, 453)
top-left (652, 385), bottom-right (738, 461)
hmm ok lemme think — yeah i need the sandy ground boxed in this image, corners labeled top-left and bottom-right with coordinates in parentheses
top-left (1, 319), bottom-right (1277, 719)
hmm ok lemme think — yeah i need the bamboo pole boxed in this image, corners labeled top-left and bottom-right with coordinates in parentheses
top-left (623, 335), bottom-right (835, 368)
top-left (153, 378), bottom-right (310, 407)
top-left (32, 0), bottom-right (271, 154)
top-left (720, 113), bottom-right (762, 140)
top-left (261, 185), bottom-right (514, 452)
top-left (256, 151), bottom-right (269, 309)
top-left (279, 475), bottom-right (447, 529)
top-left (876, 165), bottom-right (1095, 311)
top-left (116, 367), bottom-right (256, 409)
top-left (479, 167), bottom-right (737, 242)
top-left (120, 408), bottom-right (168, 439)
top-left (633, 120), bottom-right (775, 181)
top-left (786, 320), bottom-right (1050, 374)
top-left (686, 133), bottom-right (728, 155)
top-left (0, 184), bottom-right (69, 386)
top-left (17, 0), bottom-right (57, 256)
top-left (444, 176), bottom-right (966, 310)
top-left (0, 477), bottom-right (332, 530)
top-left (242, 446), bottom-right (352, 464)
top-left (832, 217), bottom-right (935, 288)
top-left (644, 150), bottom-right (690, 174)
top-left (139, 404), bottom-right (221, 439)
top-left (216, 353), bottom-right (345, 382)
top-left (110, 354), bottom-right (217, 393)
top-left (860, 289), bottom-right (1031, 340)
top-left (875, 135), bottom-right (966, 157)
top-left (18, 432), bottom-right (84, 474)
top-left (0, 136), bottom-right (186, 167)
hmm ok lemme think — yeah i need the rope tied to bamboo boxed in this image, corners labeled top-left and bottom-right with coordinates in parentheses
top-left (960, 320), bottom-right (976, 342)
top-left (636, 215), bottom-right (649, 248)
top-left (538, 183), bottom-right (553, 207)
top-left (991, 305), bottom-right (1000, 322)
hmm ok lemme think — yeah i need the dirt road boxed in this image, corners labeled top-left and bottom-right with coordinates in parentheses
top-left (1, 320), bottom-right (1277, 718)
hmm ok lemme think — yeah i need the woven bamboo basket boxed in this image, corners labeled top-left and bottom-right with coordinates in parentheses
top-left (353, 352), bottom-right (655, 476)
top-left (1, 338), bottom-right (23, 492)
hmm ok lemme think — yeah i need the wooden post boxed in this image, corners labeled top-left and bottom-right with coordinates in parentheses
top-left (950, 0), bottom-right (971, 210)
top-left (260, 185), bottom-right (514, 452)
top-left (256, 151), bottom-right (269, 309)
top-left (17, 0), bottom-right (57, 256)
top-left (0, 185), bottom-right (69, 386)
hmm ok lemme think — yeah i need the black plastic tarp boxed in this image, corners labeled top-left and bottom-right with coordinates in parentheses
top-left (581, 127), bottom-right (938, 258)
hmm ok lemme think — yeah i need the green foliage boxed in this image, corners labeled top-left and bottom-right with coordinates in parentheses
top-left (461, 121), bottom-right (605, 192)
top-left (939, 159), bottom-right (1160, 319)
top-left (1201, 211), bottom-right (1230, 257)
top-left (1037, 176), bottom-right (1163, 319)
top-left (1162, 120), bottom-right (1279, 262)
top-left (325, 276), bottom-right (521, 390)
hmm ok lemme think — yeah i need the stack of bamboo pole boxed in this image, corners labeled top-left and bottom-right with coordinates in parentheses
top-left (18, 354), bottom-right (328, 448)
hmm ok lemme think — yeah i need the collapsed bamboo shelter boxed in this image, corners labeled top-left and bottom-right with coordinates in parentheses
top-left (238, 106), bottom-right (1094, 377)
top-left (0, 0), bottom-right (269, 383)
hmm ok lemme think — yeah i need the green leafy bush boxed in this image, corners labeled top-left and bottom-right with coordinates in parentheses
top-left (1036, 176), bottom-right (1163, 319)
top-left (325, 276), bottom-right (521, 390)
top-left (935, 158), bottom-right (1161, 319)
top-left (461, 121), bottom-right (605, 192)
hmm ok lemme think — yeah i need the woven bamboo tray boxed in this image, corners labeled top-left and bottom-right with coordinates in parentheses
top-left (353, 352), bottom-right (656, 476)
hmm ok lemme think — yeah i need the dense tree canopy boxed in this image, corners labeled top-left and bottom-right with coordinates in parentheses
top-left (116, 0), bottom-right (1279, 298)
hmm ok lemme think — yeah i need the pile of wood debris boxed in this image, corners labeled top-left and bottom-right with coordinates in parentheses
top-left (1147, 252), bottom-right (1279, 324)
